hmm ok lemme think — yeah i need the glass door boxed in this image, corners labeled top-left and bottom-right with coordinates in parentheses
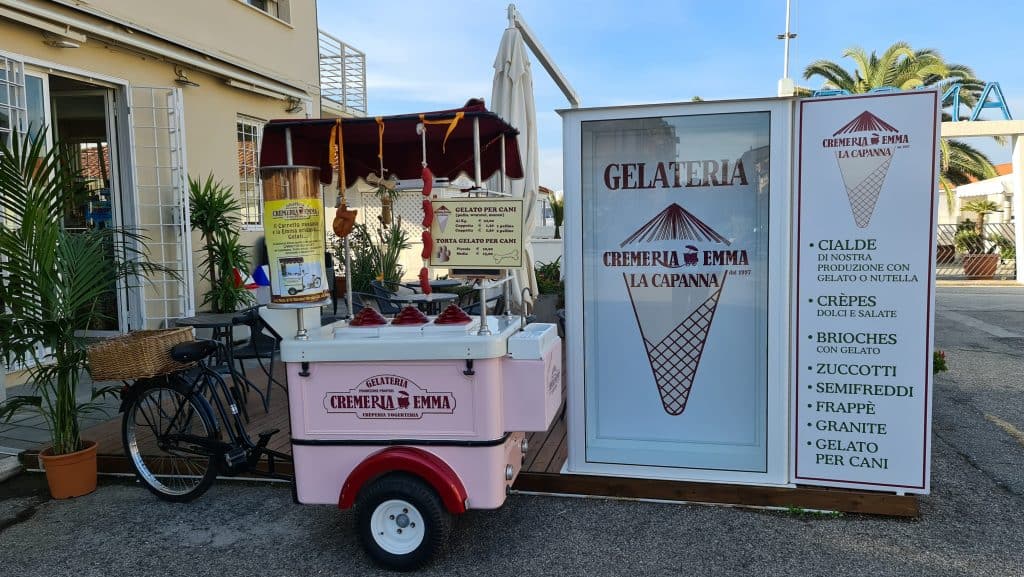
top-left (51, 83), bottom-right (127, 335)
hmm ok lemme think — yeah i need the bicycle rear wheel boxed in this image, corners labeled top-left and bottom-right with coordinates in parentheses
top-left (122, 378), bottom-right (219, 502)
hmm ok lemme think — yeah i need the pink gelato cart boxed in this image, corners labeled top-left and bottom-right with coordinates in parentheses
top-left (260, 104), bottom-right (554, 569)
top-left (281, 312), bottom-right (561, 569)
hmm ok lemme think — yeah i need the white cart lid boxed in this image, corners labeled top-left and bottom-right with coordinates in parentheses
top-left (280, 315), bottom-right (522, 362)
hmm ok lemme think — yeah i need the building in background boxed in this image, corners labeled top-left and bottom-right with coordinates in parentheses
top-left (0, 0), bottom-right (366, 338)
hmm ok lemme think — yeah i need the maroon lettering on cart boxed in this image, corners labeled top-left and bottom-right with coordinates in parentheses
top-left (323, 374), bottom-right (456, 419)
top-left (547, 364), bottom-right (561, 395)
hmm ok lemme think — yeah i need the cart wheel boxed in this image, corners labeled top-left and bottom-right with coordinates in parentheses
top-left (356, 473), bottom-right (451, 571)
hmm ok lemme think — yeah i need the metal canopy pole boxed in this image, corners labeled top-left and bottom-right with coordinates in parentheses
top-left (508, 4), bottom-right (581, 108)
top-left (284, 127), bottom-right (308, 340)
top-left (473, 116), bottom-right (482, 188)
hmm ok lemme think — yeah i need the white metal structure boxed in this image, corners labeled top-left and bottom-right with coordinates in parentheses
top-left (506, 4), bottom-right (580, 109)
top-left (561, 98), bottom-right (794, 486)
top-left (318, 29), bottom-right (366, 117)
top-left (129, 86), bottom-right (194, 328)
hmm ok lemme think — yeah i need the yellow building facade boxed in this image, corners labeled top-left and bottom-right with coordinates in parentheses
top-left (0, 0), bottom-right (362, 332)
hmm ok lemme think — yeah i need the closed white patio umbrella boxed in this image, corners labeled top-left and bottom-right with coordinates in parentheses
top-left (490, 20), bottom-right (539, 312)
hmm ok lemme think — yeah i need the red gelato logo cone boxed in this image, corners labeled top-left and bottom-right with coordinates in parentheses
top-left (827, 111), bottom-right (905, 229)
top-left (617, 203), bottom-right (733, 415)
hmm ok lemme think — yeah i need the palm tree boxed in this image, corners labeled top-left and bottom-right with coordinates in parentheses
top-left (0, 130), bottom-right (172, 456)
top-left (803, 42), bottom-right (998, 206)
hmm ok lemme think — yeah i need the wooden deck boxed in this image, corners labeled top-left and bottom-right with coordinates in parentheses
top-left (21, 361), bottom-right (917, 517)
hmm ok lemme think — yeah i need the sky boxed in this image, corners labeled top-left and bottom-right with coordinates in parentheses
top-left (317, 0), bottom-right (1023, 190)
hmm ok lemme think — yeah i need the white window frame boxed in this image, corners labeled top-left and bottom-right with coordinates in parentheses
top-left (0, 56), bottom-right (27, 148)
top-left (237, 115), bottom-right (265, 230)
top-left (242, 0), bottom-right (291, 24)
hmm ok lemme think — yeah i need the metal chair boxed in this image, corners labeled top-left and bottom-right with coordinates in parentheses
top-left (232, 306), bottom-right (283, 412)
top-left (465, 294), bottom-right (505, 316)
top-left (369, 280), bottom-right (404, 316)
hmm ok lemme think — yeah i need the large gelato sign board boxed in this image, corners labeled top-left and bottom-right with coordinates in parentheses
top-left (794, 91), bottom-right (938, 493)
top-left (428, 198), bottom-right (523, 268)
top-left (566, 102), bottom-right (791, 484)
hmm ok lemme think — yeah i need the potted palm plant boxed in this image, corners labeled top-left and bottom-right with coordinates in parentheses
top-left (533, 257), bottom-right (564, 323)
top-left (0, 132), bottom-right (171, 498)
top-left (189, 174), bottom-right (253, 313)
top-left (550, 190), bottom-right (564, 240)
top-left (956, 199), bottom-right (1001, 279)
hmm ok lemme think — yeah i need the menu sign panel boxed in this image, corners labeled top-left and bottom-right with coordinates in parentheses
top-left (794, 91), bottom-right (938, 493)
top-left (428, 198), bottom-right (523, 269)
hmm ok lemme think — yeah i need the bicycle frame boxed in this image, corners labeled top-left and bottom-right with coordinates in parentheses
top-left (126, 342), bottom-right (292, 481)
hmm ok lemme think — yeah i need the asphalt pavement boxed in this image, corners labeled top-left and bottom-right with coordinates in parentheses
top-left (1, 285), bottom-right (1023, 577)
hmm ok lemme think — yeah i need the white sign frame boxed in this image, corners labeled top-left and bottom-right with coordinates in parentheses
top-left (792, 91), bottom-right (938, 494)
top-left (562, 98), bottom-right (794, 486)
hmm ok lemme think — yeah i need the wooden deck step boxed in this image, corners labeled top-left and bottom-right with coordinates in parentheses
top-left (19, 360), bottom-right (917, 517)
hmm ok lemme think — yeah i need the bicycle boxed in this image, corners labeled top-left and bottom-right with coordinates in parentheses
top-left (120, 339), bottom-right (291, 502)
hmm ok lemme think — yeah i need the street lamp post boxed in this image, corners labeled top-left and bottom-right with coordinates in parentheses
top-left (777, 0), bottom-right (797, 97)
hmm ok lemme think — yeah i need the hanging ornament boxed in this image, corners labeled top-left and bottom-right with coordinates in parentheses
top-left (418, 266), bottom-right (432, 295)
top-left (422, 166), bottom-right (434, 197)
top-left (422, 199), bottom-right (433, 228)
top-left (329, 118), bottom-right (358, 238)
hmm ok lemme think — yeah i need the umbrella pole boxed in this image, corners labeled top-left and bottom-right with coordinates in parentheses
top-left (473, 117), bottom-right (482, 188)
top-left (500, 134), bottom-right (506, 195)
top-left (344, 236), bottom-right (353, 319)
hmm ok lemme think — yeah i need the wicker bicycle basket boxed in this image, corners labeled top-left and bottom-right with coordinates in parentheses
top-left (87, 327), bottom-right (196, 381)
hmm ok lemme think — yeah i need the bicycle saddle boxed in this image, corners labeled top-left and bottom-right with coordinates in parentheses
top-left (171, 340), bottom-right (218, 363)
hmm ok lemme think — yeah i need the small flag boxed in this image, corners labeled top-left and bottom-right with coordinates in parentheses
top-left (251, 265), bottom-right (271, 286)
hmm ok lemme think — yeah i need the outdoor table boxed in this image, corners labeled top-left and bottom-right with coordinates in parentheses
top-left (388, 292), bottom-right (459, 315)
top-left (402, 279), bottom-right (464, 293)
top-left (175, 310), bottom-right (266, 418)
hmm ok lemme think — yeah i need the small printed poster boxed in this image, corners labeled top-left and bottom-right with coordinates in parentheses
top-left (428, 198), bottom-right (523, 268)
top-left (265, 197), bottom-right (328, 304)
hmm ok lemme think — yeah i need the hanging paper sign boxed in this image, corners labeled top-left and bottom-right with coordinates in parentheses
top-left (261, 166), bottom-right (329, 304)
top-left (794, 91), bottom-right (939, 494)
top-left (428, 198), bottom-right (523, 268)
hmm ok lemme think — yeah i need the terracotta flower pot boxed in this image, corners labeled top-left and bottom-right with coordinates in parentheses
top-left (962, 253), bottom-right (999, 280)
top-left (39, 440), bottom-right (98, 499)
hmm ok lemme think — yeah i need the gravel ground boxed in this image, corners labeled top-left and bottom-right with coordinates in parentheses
top-left (1, 286), bottom-right (1022, 577)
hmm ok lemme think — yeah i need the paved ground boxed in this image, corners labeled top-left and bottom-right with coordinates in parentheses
top-left (1, 286), bottom-right (1023, 576)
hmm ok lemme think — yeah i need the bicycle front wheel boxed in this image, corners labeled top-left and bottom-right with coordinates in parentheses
top-left (122, 379), bottom-right (219, 502)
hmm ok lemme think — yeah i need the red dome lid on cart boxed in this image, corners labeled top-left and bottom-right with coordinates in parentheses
top-left (392, 305), bottom-right (429, 326)
top-left (434, 304), bottom-right (472, 325)
top-left (349, 307), bottom-right (388, 327)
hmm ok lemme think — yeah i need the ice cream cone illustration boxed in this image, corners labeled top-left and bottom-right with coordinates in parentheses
top-left (626, 271), bottom-right (728, 415)
top-left (621, 203), bottom-right (731, 247)
top-left (620, 203), bottom-right (732, 415)
top-left (831, 111), bottom-right (901, 229)
top-left (435, 205), bottom-right (451, 233)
